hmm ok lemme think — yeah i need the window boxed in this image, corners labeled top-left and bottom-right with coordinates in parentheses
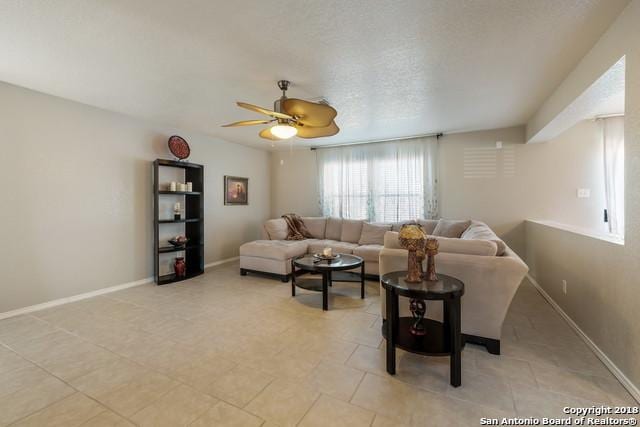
top-left (316, 137), bottom-right (438, 222)
top-left (601, 116), bottom-right (624, 237)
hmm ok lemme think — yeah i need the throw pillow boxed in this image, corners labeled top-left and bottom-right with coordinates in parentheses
top-left (358, 222), bottom-right (392, 245)
top-left (326, 217), bottom-right (343, 240)
top-left (432, 219), bottom-right (471, 238)
top-left (301, 217), bottom-right (327, 239)
top-left (264, 218), bottom-right (289, 240)
top-left (461, 220), bottom-right (507, 255)
top-left (340, 219), bottom-right (364, 243)
top-left (417, 219), bottom-right (439, 235)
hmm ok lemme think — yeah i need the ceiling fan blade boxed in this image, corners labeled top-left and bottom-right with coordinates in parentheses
top-left (259, 127), bottom-right (281, 141)
top-left (221, 119), bottom-right (273, 127)
top-left (237, 102), bottom-right (293, 120)
top-left (282, 98), bottom-right (337, 127)
top-left (295, 121), bottom-right (340, 139)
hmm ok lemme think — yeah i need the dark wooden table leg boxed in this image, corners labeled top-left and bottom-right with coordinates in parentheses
top-left (360, 262), bottom-right (365, 299)
top-left (386, 287), bottom-right (396, 374)
top-left (322, 272), bottom-right (329, 311)
top-left (291, 259), bottom-right (296, 297)
top-left (448, 297), bottom-right (462, 387)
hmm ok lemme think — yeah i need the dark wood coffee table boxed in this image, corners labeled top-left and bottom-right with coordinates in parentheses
top-left (381, 271), bottom-right (465, 387)
top-left (291, 254), bottom-right (365, 311)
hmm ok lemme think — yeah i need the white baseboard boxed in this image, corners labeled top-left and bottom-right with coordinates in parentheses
top-left (0, 276), bottom-right (152, 320)
top-left (526, 274), bottom-right (640, 403)
top-left (204, 256), bottom-right (239, 269)
top-left (0, 256), bottom-right (240, 321)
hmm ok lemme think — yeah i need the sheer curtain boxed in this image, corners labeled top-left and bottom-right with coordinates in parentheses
top-left (317, 137), bottom-right (438, 222)
top-left (601, 116), bottom-right (625, 237)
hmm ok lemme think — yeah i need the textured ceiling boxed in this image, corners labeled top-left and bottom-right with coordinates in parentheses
top-left (0, 0), bottom-right (630, 150)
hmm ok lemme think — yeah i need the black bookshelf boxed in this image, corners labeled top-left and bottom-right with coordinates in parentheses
top-left (153, 159), bottom-right (204, 285)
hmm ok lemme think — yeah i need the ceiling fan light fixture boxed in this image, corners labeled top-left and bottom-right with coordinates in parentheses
top-left (270, 123), bottom-right (298, 139)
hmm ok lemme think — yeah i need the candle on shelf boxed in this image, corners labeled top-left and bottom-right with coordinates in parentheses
top-left (169, 182), bottom-right (177, 191)
top-left (179, 183), bottom-right (187, 192)
top-left (186, 182), bottom-right (193, 192)
top-left (322, 247), bottom-right (333, 257)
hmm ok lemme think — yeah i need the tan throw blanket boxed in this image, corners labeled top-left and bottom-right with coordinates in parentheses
top-left (282, 213), bottom-right (313, 240)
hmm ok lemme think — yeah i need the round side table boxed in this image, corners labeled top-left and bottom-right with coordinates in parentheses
top-left (381, 271), bottom-right (465, 387)
top-left (292, 254), bottom-right (365, 311)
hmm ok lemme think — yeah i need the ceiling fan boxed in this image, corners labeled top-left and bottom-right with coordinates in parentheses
top-left (222, 80), bottom-right (339, 141)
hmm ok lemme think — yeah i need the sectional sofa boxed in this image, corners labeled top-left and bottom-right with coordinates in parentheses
top-left (239, 217), bottom-right (529, 353)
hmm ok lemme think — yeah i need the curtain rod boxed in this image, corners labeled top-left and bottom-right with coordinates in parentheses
top-left (593, 113), bottom-right (624, 120)
top-left (310, 132), bottom-right (443, 150)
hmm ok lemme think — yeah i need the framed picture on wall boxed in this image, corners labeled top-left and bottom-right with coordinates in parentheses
top-left (224, 176), bottom-right (249, 205)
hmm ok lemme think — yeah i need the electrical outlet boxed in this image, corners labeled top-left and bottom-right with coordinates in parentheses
top-left (562, 280), bottom-right (567, 295)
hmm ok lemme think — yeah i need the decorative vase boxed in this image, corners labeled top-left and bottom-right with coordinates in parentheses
top-left (398, 224), bottom-right (426, 283)
top-left (424, 238), bottom-right (439, 281)
top-left (174, 257), bottom-right (186, 278)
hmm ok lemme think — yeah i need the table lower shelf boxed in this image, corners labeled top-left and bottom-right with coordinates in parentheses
top-left (382, 317), bottom-right (451, 356)
top-left (293, 278), bottom-right (324, 292)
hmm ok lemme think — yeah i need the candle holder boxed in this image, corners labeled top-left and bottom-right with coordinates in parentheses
top-left (424, 238), bottom-right (439, 281)
top-left (398, 224), bottom-right (426, 283)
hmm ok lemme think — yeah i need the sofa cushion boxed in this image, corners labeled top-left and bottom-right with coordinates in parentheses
top-left (307, 240), bottom-right (359, 255)
top-left (358, 222), bottom-right (392, 245)
top-left (436, 237), bottom-right (498, 256)
top-left (341, 219), bottom-right (364, 243)
top-left (461, 220), bottom-right (507, 256)
top-left (417, 219), bottom-right (439, 235)
top-left (264, 218), bottom-right (289, 240)
top-left (432, 219), bottom-right (471, 238)
top-left (383, 231), bottom-right (403, 249)
top-left (383, 231), bottom-right (497, 256)
top-left (353, 244), bottom-right (383, 262)
top-left (326, 217), bottom-right (343, 240)
top-left (302, 217), bottom-right (327, 239)
top-left (240, 240), bottom-right (308, 261)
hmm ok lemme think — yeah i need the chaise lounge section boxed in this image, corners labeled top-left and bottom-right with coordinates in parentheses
top-left (240, 217), bottom-right (405, 281)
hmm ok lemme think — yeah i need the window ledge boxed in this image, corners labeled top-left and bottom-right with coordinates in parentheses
top-left (526, 220), bottom-right (624, 246)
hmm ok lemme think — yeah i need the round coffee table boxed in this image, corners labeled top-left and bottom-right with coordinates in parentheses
top-left (381, 271), bottom-right (464, 387)
top-left (291, 254), bottom-right (365, 311)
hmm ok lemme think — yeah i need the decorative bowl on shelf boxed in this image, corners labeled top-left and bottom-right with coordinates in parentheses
top-left (168, 236), bottom-right (189, 247)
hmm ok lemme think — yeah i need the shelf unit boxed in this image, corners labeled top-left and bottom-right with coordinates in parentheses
top-left (153, 159), bottom-right (204, 285)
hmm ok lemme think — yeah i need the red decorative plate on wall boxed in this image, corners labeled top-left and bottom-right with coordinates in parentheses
top-left (168, 135), bottom-right (190, 160)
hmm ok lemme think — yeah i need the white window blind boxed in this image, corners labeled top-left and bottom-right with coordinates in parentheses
top-left (317, 137), bottom-right (438, 222)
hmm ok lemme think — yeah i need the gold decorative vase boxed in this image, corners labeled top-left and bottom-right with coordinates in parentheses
top-left (424, 238), bottom-right (439, 281)
top-left (398, 224), bottom-right (427, 283)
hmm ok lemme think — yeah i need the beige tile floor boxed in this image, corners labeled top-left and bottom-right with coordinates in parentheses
top-left (0, 261), bottom-right (637, 426)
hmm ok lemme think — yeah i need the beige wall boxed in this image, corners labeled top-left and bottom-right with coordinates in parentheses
top-left (440, 121), bottom-right (608, 254)
top-left (0, 82), bottom-right (271, 313)
top-left (271, 150), bottom-right (321, 218)
top-left (271, 121), bottom-right (606, 256)
top-left (526, 0), bottom-right (640, 392)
